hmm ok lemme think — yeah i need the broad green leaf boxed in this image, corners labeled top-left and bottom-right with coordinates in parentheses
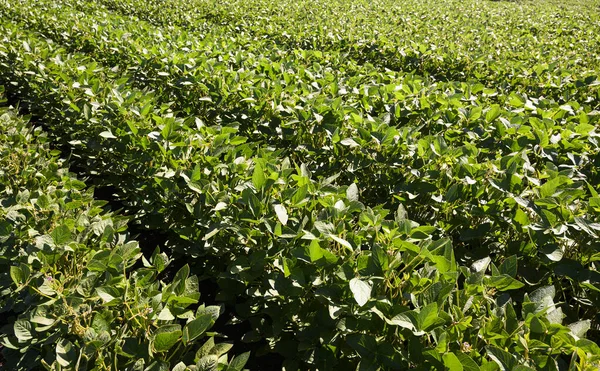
top-left (196, 305), bottom-right (222, 322)
top-left (410, 226), bottom-right (437, 239)
top-left (499, 255), bottom-right (518, 277)
top-left (158, 307), bottom-right (175, 321)
top-left (346, 183), bottom-right (359, 202)
top-left (51, 224), bottom-right (71, 245)
top-left (568, 320), bottom-right (591, 339)
top-left (291, 185), bottom-right (308, 205)
top-left (388, 312), bottom-right (418, 332)
top-left (153, 324), bottom-right (182, 352)
top-left (0, 220), bottom-right (12, 242)
top-left (575, 339), bottom-right (600, 354)
top-left (252, 162), bottom-right (266, 190)
top-left (486, 104), bottom-right (501, 123)
top-left (274, 204), bottom-right (288, 225)
top-left (211, 343), bottom-right (233, 357)
top-left (574, 217), bottom-right (599, 238)
top-left (14, 320), bottom-right (32, 342)
top-left (486, 275), bottom-right (524, 291)
top-left (349, 278), bottom-right (372, 307)
top-left (227, 351), bottom-right (250, 371)
top-left (196, 337), bottom-right (215, 360)
top-left (505, 303), bottom-right (519, 334)
top-left (197, 355), bottom-right (218, 371)
top-left (56, 339), bottom-right (76, 367)
top-left (161, 119), bottom-right (174, 140)
top-left (10, 266), bottom-right (24, 285)
top-left (541, 245), bottom-right (563, 262)
top-left (443, 352), bottom-right (463, 371)
top-left (56, 339), bottom-right (77, 367)
top-left (347, 334), bottom-right (378, 359)
top-left (455, 353), bottom-right (480, 371)
top-left (96, 286), bottom-right (121, 304)
top-left (182, 314), bottom-right (213, 345)
top-left (486, 346), bottom-right (517, 370)
top-left (328, 234), bottom-right (353, 251)
top-left (418, 303), bottom-right (444, 331)
top-left (308, 240), bottom-right (324, 262)
top-left (529, 286), bottom-right (555, 303)
top-left (99, 130), bottom-right (117, 139)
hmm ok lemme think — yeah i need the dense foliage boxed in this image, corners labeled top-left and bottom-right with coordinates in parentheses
top-left (0, 96), bottom-right (248, 369)
top-left (0, 0), bottom-right (599, 369)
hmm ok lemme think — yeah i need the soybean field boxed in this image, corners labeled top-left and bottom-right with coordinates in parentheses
top-left (1, 0), bottom-right (600, 370)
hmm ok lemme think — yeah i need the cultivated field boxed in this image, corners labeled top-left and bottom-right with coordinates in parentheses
top-left (1, 0), bottom-right (599, 369)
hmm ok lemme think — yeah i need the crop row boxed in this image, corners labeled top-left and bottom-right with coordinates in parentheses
top-left (2, 0), bottom-right (599, 254)
top-left (1, 0), bottom-right (599, 368)
top-left (0, 100), bottom-right (249, 370)
top-left (96, 0), bottom-right (600, 101)
top-left (4, 0), bottom-right (599, 109)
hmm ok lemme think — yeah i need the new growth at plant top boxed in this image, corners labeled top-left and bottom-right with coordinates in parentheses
top-left (1, 0), bottom-right (600, 369)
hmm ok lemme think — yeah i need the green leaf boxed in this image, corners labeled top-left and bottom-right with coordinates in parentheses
top-left (486, 104), bottom-right (501, 123)
top-left (196, 337), bottom-right (215, 360)
top-left (410, 225), bottom-right (437, 239)
top-left (196, 305), bottom-right (222, 322)
top-left (158, 307), bottom-right (175, 321)
top-left (349, 278), bottom-right (372, 307)
top-left (14, 320), bottom-right (32, 342)
top-left (541, 245), bottom-right (563, 262)
top-left (153, 324), bottom-right (182, 352)
top-left (161, 119), bottom-right (174, 140)
top-left (328, 234), bottom-right (353, 252)
top-left (574, 217), bottom-right (599, 238)
top-left (51, 224), bottom-right (71, 245)
top-left (505, 303), bottom-right (519, 334)
top-left (346, 183), bottom-right (359, 202)
top-left (197, 355), bottom-right (218, 371)
top-left (486, 275), bottom-right (524, 291)
top-left (10, 266), bottom-right (24, 285)
top-left (0, 220), bottom-right (12, 242)
top-left (99, 130), bottom-right (117, 139)
top-left (529, 286), bottom-right (555, 303)
top-left (252, 162), bottom-right (266, 190)
top-left (486, 346), bottom-right (517, 370)
top-left (530, 316), bottom-right (547, 334)
top-left (96, 286), bottom-right (121, 305)
top-left (347, 334), bottom-right (378, 359)
top-left (172, 264), bottom-right (190, 294)
top-left (308, 240), bottom-right (324, 262)
top-left (56, 339), bottom-right (76, 367)
top-left (568, 320), bottom-right (591, 339)
top-left (575, 339), bottom-right (600, 354)
top-left (388, 311), bottom-right (418, 333)
top-left (274, 204), bottom-right (288, 225)
top-left (443, 352), bottom-right (464, 371)
top-left (455, 353), bottom-right (480, 371)
top-left (418, 303), bottom-right (444, 331)
top-left (211, 343), bottom-right (233, 357)
top-left (291, 185), bottom-right (308, 205)
top-left (227, 351), bottom-right (250, 371)
top-left (182, 314), bottom-right (213, 345)
top-left (499, 255), bottom-right (517, 277)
